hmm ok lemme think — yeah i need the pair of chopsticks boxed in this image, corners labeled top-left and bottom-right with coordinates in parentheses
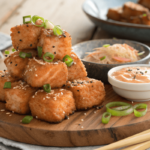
top-left (95, 129), bottom-right (150, 150)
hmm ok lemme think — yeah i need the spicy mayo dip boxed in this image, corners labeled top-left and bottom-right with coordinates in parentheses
top-left (111, 67), bottom-right (150, 83)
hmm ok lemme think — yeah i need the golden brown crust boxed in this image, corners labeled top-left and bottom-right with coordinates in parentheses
top-left (122, 2), bottom-right (149, 19)
top-left (138, 0), bottom-right (150, 9)
top-left (29, 89), bottom-right (76, 123)
top-left (65, 77), bottom-right (105, 110)
top-left (5, 81), bottom-right (37, 114)
top-left (37, 29), bottom-right (72, 60)
top-left (23, 58), bottom-right (68, 88)
top-left (107, 7), bottom-right (123, 21)
top-left (0, 71), bottom-right (18, 102)
top-left (4, 50), bottom-right (37, 79)
top-left (68, 52), bottom-right (87, 81)
top-left (10, 24), bottom-right (42, 50)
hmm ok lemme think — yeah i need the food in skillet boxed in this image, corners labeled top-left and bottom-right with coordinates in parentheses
top-left (84, 44), bottom-right (143, 64)
top-left (107, 1), bottom-right (150, 25)
top-left (0, 15), bottom-right (105, 124)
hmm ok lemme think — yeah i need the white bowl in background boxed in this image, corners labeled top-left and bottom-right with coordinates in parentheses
top-left (108, 64), bottom-right (150, 102)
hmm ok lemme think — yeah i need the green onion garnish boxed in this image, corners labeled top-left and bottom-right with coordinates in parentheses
top-left (143, 14), bottom-right (147, 17)
top-left (22, 115), bottom-right (33, 124)
top-left (31, 15), bottom-right (45, 27)
top-left (23, 15), bottom-right (31, 24)
top-left (101, 112), bottom-right (111, 124)
top-left (53, 25), bottom-right (63, 36)
top-left (5, 50), bottom-right (9, 55)
top-left (43, 52), bottom-right (54, 62)
top-left (134, 103), bottom-right (147, 117)
top-left (63, 55), bottom-right (73, 67)
top-left (37, 46), bottom-right (42, 57)
top-left (100, 56), bottom-right (106, 61)
top-left (26, 53), bottom-right (32, 58)
top-left (12, 48), bottom-right (16, 52)
top-left (3, 82), bottom-right (11, 89)
top-left (138, 51), bottom-right (145, 56)
top-left (44, 20), bottom-right (54, 29)
top-left (112, 105), bottom-right (130, 111)
top-left (103, 44), bottom-right (110, 48)
top-left (106, 102), bottom-right (133, 116)
top-left (43, 84), bottom-right (51, 93)
top-left (19, 52), bottom-right (27, 58)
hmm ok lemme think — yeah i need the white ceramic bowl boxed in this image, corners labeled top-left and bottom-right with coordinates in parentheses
top-left (108, 64), bottom-right (150, 102)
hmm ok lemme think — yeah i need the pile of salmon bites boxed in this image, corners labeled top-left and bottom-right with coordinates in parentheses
top-left (1, 16), bottom-right (105, 123)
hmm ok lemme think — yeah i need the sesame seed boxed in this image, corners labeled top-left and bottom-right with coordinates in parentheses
top-left (10, 62), bottom-right (12, 64)
top-left (94, 111), bottom-right (97, 114)
top-left (32, 96), bottom-right (35, 98)
top-left (18, 31), bottom-right (20, 33)
top-left (84, 113), bottom-right (86, 116)
top-left (81, 119), bottom-right (84, 122)
top-left (20, 39), bottom-right (22, 41)
top-left (6, 112), bottom-right (10, 115)
top-left (36, 116), bottom-right (38, 119)
top-left (15, 64), bottom-right (17, 66)
top-left (30, 44), bottom-right (32, 47)
top-left (54, 52), bottom-right (56, 54)
top-left (9, 115), bottom-right (12, 117)
top-left (81, 126), bottom-right (84, 129)
top-left (43, 98), bottom-right (45, 100)
top-left (132, 101), bottom-right (133, 104)
top-left (1, 109), bottom-right (5, 111)
top-left (5, 55), bottom-right (7, 57)
top-left (52, 46), bottom-right (55, 48)
top-left (35, 74), bottom-right (38, 77)
top-left (77, 90), bottom-right (79, 92)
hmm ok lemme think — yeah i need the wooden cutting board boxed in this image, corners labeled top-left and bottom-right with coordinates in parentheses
top-left (0, 84), bottom-right (150, 147)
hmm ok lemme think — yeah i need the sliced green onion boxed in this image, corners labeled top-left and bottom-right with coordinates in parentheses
top-left (37, 46), bottom-right (42, 57)
top-left (44, 20), bottom-right (54, 29)
top-left (112, 105), bottom-right (130, 111)
top-left (31, 15), bottom-right (45, 27)
top-left (100, 56), bottom-right (106, 61)
top-left (53, 25), bottom-right (63, 36)
top-left (134, 103), bottom-right (147, 117)
top-left (143, 14), bottom-right (147, 17)
top-left (101, 112), bottom-right (111, 124)
top-left (3, 82), bottom-right (11, 89)
top-left (23, 15), bottom-right (31, 24)
top-left (106, 102), bottom-right (133, 116)
top-left (103, 44), bottom-right (110, 48)
top-left (43, 52), bottom-right (54, 62)
top-left (22, 115), bottom-right (33, 124)
top-left (19, 52), bottom-right (27, 58)
top-left (138, 51), bottom-right (145, 56)
top-left (26, 53), bottom-right (32, 58)
top-left (43, 84), bottom-right (51, 93)
top-left (5, 50), bottom-right (9, 55)
top-left (63, 55), bottom-right (73, 67)
top-left (12, 48), bottom-right (16, 52)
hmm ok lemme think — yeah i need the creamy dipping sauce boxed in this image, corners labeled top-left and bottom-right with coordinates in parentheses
top-left (112, 67), bottom-right (150, 83)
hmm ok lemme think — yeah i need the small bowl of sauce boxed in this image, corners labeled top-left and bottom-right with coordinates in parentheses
top-left (108, 64), bottom-right (150, 102)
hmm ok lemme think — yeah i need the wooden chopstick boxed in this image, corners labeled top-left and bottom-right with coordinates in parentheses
top-left (95, 129), bottom-right (150, 150)
top-left (122, 141), bottom-right (150, 150)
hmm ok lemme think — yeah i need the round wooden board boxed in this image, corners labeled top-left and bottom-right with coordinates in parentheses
top-left (0, 84), bottom-right (150, 147)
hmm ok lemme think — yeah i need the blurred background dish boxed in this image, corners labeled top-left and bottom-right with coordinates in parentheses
top-left (82, 0), bottom-right (150, 42)
top-left (72, 39), bottom-right (150, 83)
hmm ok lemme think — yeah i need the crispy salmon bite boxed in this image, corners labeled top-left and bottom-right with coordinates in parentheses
top-left (0, 71), bottom-right (18, 102)
top-left (10, 24), bottom-right (42, 50)
top-left (37, 29), bottom-right (72, 60)
top-left (68, 52), bottom-right (87, 81)
top-left (29, 89), bottom-right (76, 123)
top-left (23, 58), bottom-right (68, 88)
top-left (65, 77), bottom-right (105, 110)
top-left (4, 49), bottom-right (38, 79)
top-left (5, 80), bottom-right (37, 114)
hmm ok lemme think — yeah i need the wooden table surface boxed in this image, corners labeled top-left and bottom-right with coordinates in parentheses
top-left (0, 0), bottom-right (113, 70)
